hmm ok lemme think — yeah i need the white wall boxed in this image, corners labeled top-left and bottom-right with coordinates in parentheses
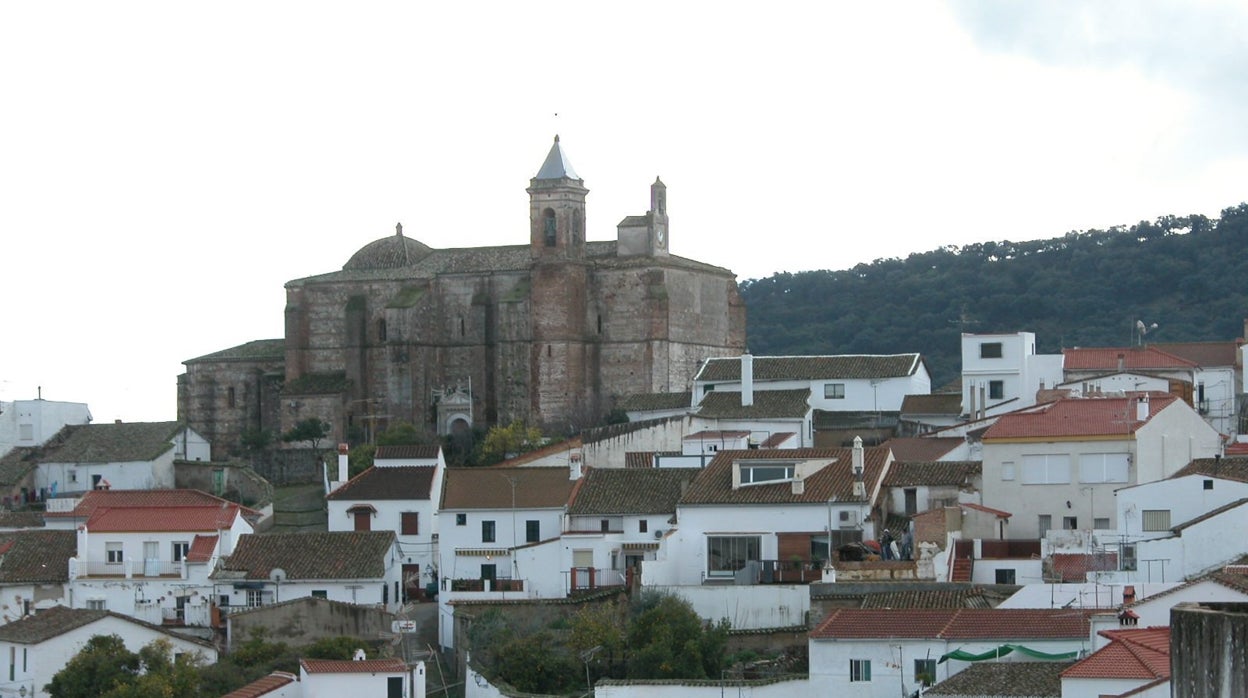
top-left (970, 558), bottom-right (1042, 586)
top-left (302, 667), bottom-right (409, 698)
top-left (1121, 579), bottom-right (1248, 627)
top-left (1117, 475), bottom-right (1248, 543)
top-left (647, 585), bottom-right (808, 630)
top-left (1062, 676), bottom-right (1156, 698)
top-left (328, 497), bottom-right (438, 586)
top-left (36, 453), bottom-right (176, 494)
top-left (0, 399), bottom-right (91, 455)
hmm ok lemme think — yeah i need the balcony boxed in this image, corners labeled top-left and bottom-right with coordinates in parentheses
top-left (447, 578), bottom-right (525, 593)
top-left (76, 560), bottom-right (186, 579)
top-left (565, 567), bottom-right (628, 595)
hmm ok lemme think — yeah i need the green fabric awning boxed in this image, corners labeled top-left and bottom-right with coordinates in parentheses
top-left (938, 644), bottom-right (1079, 664)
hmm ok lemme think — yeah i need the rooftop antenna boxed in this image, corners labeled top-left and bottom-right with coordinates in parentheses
top-left (1133, 320), bottom-right (1158, 347)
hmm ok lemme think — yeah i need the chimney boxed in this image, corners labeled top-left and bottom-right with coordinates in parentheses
top-left (1136, 394), bottom-right (1149, 421)
top-left (851, 436), bottom-right (866, 499)
top-left (337, 443), bottom-right (349, 482)
top-left (569, 453), bottom-right (583, 480)
top-left (978, 384), bottom-right (987, 419)
top-left (791, 477), bottom-right (805, 495)
top-left (1117, 353), bottom-right (1126, 372)
top-left (967, 384), bottom-right (976, 419)
top-left (1123, 585), bottom-right (1136, 605)
top-left (741, 353), bottom-right (754, 407)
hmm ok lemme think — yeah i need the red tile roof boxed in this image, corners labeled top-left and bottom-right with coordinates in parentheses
top-left (1152, 341), bottom-right (1241, 368)
top-left (883, 460), bottom-right (980, 487)
top-left (300, 657), bottom-right (407, 674)
top-left (959, 502), bottom-right (1011, 519)
top-left (810, 608), bottom-right (1090, 640)
top-left (1171, 456), bottom-right (1248, 483)
top-left (441, 466), bottom-right (578, 510)
top-left (1061, 627), bottom-right (1169, 680)
top-left (760, 432), bottom-right (796, 447)
top-left (186, 534), bottom-right (218, 563)
top-left (221, 672), bottom-right (298, 698)
top-left (374, 444), bottom-right (441, 460)
top-left (1050, 552), bottom-right (1119, 583)
top-left (1063, 346), bottom-right (1198, 371)
top-left (883, 437), bottom-right (965, 462)
top-left (326, 466), bottom-right (436, 501)
top-left (680, 447), bottom-right (889, 505)
top-left (84, 505), bottom-right (239, 532)
top-left (47, 489), bottom-right (257, 519)
top-left (983, 394), bottom-right (1177, 440)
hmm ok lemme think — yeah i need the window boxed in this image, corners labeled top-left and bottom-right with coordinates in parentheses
top-left (106, 543), bottom-right (124, 564)
top-left (1094, 518), bottom-right (1110, 530)
top-left (639, 519), bottom-right (648, 533)
top-left (311, 590), bottom-right (328, 599)
top-left (388, 676), bottom-right (404, 698)
top-left (69, 469), bottom-right (78, 483)
top-left (246, 589), bottom-right (263, 607)
top-left (227, 387), bottom-right (236, 408)
top-left (86, 599), bottom-right (106, 611)
top-left (995, 568), bottom-right (1016, 584)
top-left (172, 542), bottom-right (189, 562)
top-left (401, 512), bottom-right (419, 536)
top-left (353, 509), bottom-right (371, 532)
top-left (1142, 510), bottom-right (1171, 531)
top-left (482, 520), bottom-right (496, 543)
top-left (980, 342), bottom-right (1003, 358)
top-left (850, 659), bottom-right (872, 682)
top-left (988, 380), bottom-right (1004, 400)
top-left (543, 209), bottom-right (557, 246)
top-left (823, 383), bottom-right (845, 399)
top-left (1038, 515), bottom-right (1052, 537)
top-left (480, 564), bottom-right (496, 581)
top-left (1204, 479), bottom-right (1214, 490)
top-left (600, 519), bottom-right (610, 532)
top-left (1001, 462), bottom-right (1015, 481)
top-left (378, 318), bottom-right (387, 342)
top-left (526, 520), bottom-right (540, 543)
top-left (1121, 543), bottom-right (1138, 571)
top-left (1079, 453), bottom-right (1130, 483)
top-left (707, 536), bottom-right (760, 577)
top-left (17, 424), bottom-right (33, 442)
top-left (904, 488), bottom-right (917, 516)
top-left (914, 658), bottom-right (937, 686)
top-left (739, 463), bottom-right (795, 485)
top-left (1021, 454), bottom-right (1071, 484)
top-left (1063, 516), bottom-right (1078, 530)
top-left (456, 513), bottom-right (467, 526)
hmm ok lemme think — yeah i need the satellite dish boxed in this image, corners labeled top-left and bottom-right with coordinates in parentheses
top-left (269, 567), bottom-right (286, 583)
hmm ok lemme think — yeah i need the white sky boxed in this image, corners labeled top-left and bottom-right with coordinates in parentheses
top-left (2, 1), bottom-right (1246, 425)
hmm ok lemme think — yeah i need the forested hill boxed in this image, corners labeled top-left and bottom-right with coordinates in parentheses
top-left (739, 203), bottom-right (1248, 389)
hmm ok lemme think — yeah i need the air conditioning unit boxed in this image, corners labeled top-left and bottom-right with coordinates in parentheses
top-left (838, 510), bottom-right (858, 528)
top-left (653, 529), bottom-right (665, 540)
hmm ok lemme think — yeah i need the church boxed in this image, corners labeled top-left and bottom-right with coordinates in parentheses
top-left (179, 137), bottom-right (746, 459)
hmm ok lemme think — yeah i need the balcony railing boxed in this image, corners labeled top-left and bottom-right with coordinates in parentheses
top-left (78, 560), bottom-right (185, 579)
top-left (447, 578), bottom-right (525, 593)
top-left (565, 567), bottom-right (627, 594)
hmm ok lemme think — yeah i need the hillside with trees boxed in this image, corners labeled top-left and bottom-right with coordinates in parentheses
top-left (740, 203), bottom-right (1248, 388)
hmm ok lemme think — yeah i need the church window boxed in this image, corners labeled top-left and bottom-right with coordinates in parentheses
top-left (597, 315), bottom-right (603, 334)
top-left (459, 317), bottom-right (465, 337)
top-left (227, 387), bottom-right (236, 408)
top-left (378, 319), bottom-right (387, 342)
top-left (543, 209), bottom-right (557, 246)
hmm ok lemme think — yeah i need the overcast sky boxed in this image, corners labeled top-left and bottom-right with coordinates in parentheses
top-left (2, 1), bottom-right (1245, 425)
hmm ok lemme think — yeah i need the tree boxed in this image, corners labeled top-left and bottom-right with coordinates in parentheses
top-left (476, 421), bottom-right (544, 465)
top-left (281, 418), bottom-right (332, 460)
top-left (626, 592), bottom-right (730, 680)
top-left (46, 635), bottom-right (140, 698)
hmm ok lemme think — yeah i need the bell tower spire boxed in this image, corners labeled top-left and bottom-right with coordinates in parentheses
top-left (528, 135), bottom-right (589, 259)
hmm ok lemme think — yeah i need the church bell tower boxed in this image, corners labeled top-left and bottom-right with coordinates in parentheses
top-left (528, 135), bottom-right (589, 260)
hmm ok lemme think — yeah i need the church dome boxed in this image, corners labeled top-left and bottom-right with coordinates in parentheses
top-left (344, 223), bottom-right (434, 270)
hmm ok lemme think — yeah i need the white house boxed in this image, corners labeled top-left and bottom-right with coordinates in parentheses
top-left (327, 444), bottom-right (444, 602)
top-left (980, 393), bottom-right (1221, 539)
top-left (0, 397), bottom-right (91, 456)
top-left (808, 607), bottom-right (1089, 698)
top-left (961, 332), bottom-right (1063, 420)
top-left (0, 605), bottom-right (218, 698)
top-left (212, 531), bottom-right (402, 614)
top-left (299, 656), bottom-right (416, 698)
top-left (31, 421), bottom-right (211, 498)
top-left (1059, 627), bottom-right (1170, 698)
top-left (649, 441), bottom-right (890, 587)
top-left (0, 530), bottom-right (76, 624)
top-left (63, 491), bottom-right (256, 628)
top-left (436, 465), bottom-right (580, 648)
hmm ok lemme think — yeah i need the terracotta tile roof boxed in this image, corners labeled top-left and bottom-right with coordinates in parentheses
top-left (300, 657), bottom-right (407, 674)
top-left (680, 447), bottom-right (888, 505)
top-left (1151, 341), bottom-right (1241, 367)
top-left (85, 504), bottom-right (240, 532)
top-left (760, 432), bottom-right (796, 447)
top-left (983, 394), bottom-right (1177, 440)
top-left (187, 534), bottom-right (218, 563)
top-left (0, 511), bottom-right (44, 529)
top-left (40, 421), bottom-right (182, 463)
top-left (900, 393), bottom-right (963, 415)
top-left (856, 588), bottom-right (999, 610)
top-left (1128, 571), bottom-right (1248, 608)
top-left (695, 354), bottom-right (922, 382)
top-left (1063, 346), bottom-right (1198, 371)
top-left (616, 392), bottom-right (692, 411)
top-left (492, 437), bottom-right (583, 467)
top-left (1171, 456), bottom-right (1248, 483)
top-left (184, 339), bottom-right (285, 364)
top-left (374, 444), bottom-right (441, 460)
top-left (326, 466), bottom-right (436, 501)
top-left (624, 452), bottom-right (655, 469)
top-left (568, 468), bottom-right (699, 516)
top-left (696, 389), bottom-right (811, 419)
top-left (810, 608), bottom-right (1091, 640)
top-left (925, 661), bottom-right (1070, 697)
top-left (441, 466), bottom-right (578, 510)
top-left (221, 672), bottom-right (298, 698)
top-left (46, 488), bottom-right (250, 519)
top-left (216, 531), bottom-right (396, 580)
top-left (882, 437), bottom-right (965, 463)
top-left (1227, 442), bottom-right (1248, 456)
top-left (0, 605), bottom-right (214, 648)
top-left (883, 461), bottom-right (980, 487)
top-left (0, 530), bottom-right (74, 583)
top-left (1062, 627), bottom-right (1169, 680)
top-left (812, 410), bottom-right (900, 430)
top-left (960, 502), bottom-right (1011, 519)
top-left (0, 447), bottom-right (39, 487)
top-left (1050, 552), bottom-right (1119, 583)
